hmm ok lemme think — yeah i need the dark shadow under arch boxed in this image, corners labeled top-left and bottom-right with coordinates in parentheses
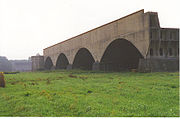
top-left (100, 39), bottom-right (143, 71)
top-left (73, 48), bottom-right (95, 70)
top-left (56, 53), bottom-right (69, 69)
top-left (44, 57), bottom-right (53, 70)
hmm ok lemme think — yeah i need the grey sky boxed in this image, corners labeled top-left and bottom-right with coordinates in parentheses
top-left (0, 0), bottom-right (179, 60)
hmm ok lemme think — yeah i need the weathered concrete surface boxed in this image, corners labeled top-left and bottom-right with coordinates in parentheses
top-left (31, 56), bottom-right (44, 71)
top-left (138, 58), bottom-right (179, 72)
top-left (39, 9), bottom-right (179, 72)
top-left (43, 9), bottom-right (150, 65)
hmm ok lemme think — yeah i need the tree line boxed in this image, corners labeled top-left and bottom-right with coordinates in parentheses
top-left (0, 56), bottom-right (12, 72)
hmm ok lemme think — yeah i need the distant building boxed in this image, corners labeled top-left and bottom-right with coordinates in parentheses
top-left (10, 60), bottom-right (32, 72)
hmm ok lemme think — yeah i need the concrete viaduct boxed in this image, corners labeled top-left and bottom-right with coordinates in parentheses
top-left (32, 9), bottom-right (179, 72)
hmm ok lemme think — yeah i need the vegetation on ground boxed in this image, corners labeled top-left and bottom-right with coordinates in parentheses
top-left (0, 70), bottom-right (179, 117)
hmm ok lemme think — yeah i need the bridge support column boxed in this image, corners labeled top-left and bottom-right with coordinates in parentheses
top-left (51, 66), bottom-right (56, 70)
top-left (138, 58), bottom-right (179, 72)
top-left (92, 61), bottom-right (100, 71)
top-left (67, 64), bottom-right (72, 70)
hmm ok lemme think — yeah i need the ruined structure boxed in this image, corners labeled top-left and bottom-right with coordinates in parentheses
top-left (32, 9), bottom-right (179, 72)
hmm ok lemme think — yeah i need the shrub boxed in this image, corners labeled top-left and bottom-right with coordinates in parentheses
top-left (0, 72), bottom-right (5, 88)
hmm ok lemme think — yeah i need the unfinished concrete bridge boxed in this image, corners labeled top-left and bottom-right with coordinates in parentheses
top-left (32, 9), bottom-right (179, 72)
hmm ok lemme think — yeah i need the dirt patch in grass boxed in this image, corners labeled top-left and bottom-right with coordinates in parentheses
top-left (119, 81), bottom-right (124, 84)
top-left (69, 74), bottom-right (77, 78)
top-left (10, 81), bottom-right (21, 85)
top-left (46, 79), bottom-right (51, 85)
top-left (109, 77), bottom-right (114, 80)
top-left (79, 76), bottom-right (88, 80)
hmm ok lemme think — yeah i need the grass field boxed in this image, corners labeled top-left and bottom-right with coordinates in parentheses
top-left (0, 70), bottom-right (179, 117)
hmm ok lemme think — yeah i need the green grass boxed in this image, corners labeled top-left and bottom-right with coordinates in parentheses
top-left (0, 70), bottom-right (179, 117)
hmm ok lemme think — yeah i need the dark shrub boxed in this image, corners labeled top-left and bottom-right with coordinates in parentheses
top-left (0, 72), bottom-right (5, 88)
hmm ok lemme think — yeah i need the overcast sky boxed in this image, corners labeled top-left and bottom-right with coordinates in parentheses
top-left (0, 0), bottom-right (179, 60)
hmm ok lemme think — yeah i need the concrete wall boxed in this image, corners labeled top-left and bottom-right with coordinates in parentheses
top-left (31, 56), bottom-right (44, 71)
top-left (40, 10), bottom-right (179, 72)
top-left (43, 9), bottom-right (150, 66)
top-left (147, 28), bottom-right (179, 59)
top-left (138, 58), bottom-right (179, 72)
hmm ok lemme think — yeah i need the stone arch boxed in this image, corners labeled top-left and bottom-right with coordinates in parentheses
top-left (56, 53), bottom-right (69, 69)
top-left (100, 38), bottom-right (144, 71)
top-left (44, 56), bottom-right (53, 70)
top-left (72, 48), bottom-right (95, 70)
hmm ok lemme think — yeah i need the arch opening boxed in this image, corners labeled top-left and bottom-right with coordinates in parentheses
top-left (44, 57), bottom-right (53, 70)
top-left (56, 53), bottom-right (69, 69)
top-left (73, 48), bottom-right (95, 70)
top-left (100, 39), bottom-right (143, 71)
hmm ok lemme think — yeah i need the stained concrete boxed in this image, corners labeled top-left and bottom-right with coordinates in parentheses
top-left (138, 58), bottom-right (179, 72)
top-left (43, 9), bottom-right (150, 66)
top-left (32, 9), bottom-right (179, 72)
